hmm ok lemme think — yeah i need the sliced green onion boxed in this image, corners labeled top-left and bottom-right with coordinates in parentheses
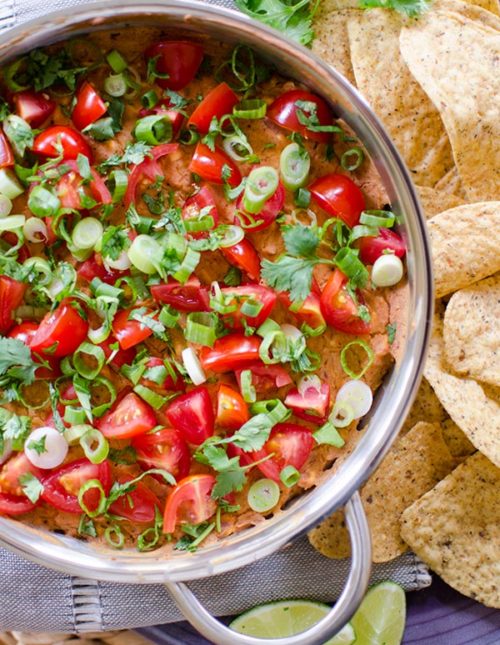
top-left (107, 49), bottom-right (128, 73)
top-left (77, 479), bottom-right (107, 518)
top-left (107, 169), bottom-right (128, 203)
top-left (90, 375), bottom-right (117, 417)
top-left (0, 169), bottom-right (24, 199)
top-left (250, 399), bottom-right (290, 425)
top-left (240, 298), bottom-right (263, 318)
top-left (133, 384), bottom-right (168, 410)
top-left (334, 247), bottom-right (369, 288)
top-left (371, 254), bottom-right (404, 288)
top-left (294, 187), bottom-right (311, 208)
top-left (69, 244), bottom-right (93, 262)
top-left (335, 380), bottom-right (373, 419)
top-left (104, 73), bottom-right (127, 97)
top-left (4, 58), bottom-right (29, 92)
top-left (72, 217), bottom-right (104, 250)
top-left (240, 369), bottom-right (256, 403)
top-left (0, 215), bottom-right (25, 231)
top-left (0, 194), bottom-right (13, 218)
top-left (128, 234), bottom-right (163, 275)
top-left (182, 347), bottom-right (207, 386)
top-left (340, 339), bottom-right (374, 379)
top-left (233, 99), bottom-right (267, 119)
top-left (172, 247), bottom-right (200, 283)
top-left (217, 225), bottom-right (245, 248)
top-left (313, 421), bottom-right (345, 447)
top-left (63, 406), bottom-right (87, 427)
top-left (142, 363), bottom-right (167, 385)
top-left (159, 305), bottom-right (180, 328)
top-left (280, 143), bottom-right (310, 191)
top-left (141, 90), bottom-right (159, 109)
top-left (104, 524), bottom-right (125, 549)
top-left (134, 114), bottom-right (173, 145)
top-left (341, 147), bottom-right (364, 171)
top-left (242, 166), bottom-right (279, 214)
top-left (247, 478), bottom-right (280, 513)
top-left (256, 318), bottom-right (281, 337)
top-left (223, 135), bottom-right (256, 163)
top-left (359, 210), bottom-right (396, 228)
top-left (80, 428), bottom-right (109, 464)
top-left (23, 218), bottom-right (48, 243)
top-left (259, 330), bottom-right (286, 364)
top-left (179, 127), bottom-right (200, 146)
top-left (280, 465), bottom-right (300, 488)
top-left (349, 225), bottom-right (379, 243)
top-left (74, 342), bottom-right (106, 380)
top-left (184, 215), bottom-right (215, 234)
top-left (185, 312), bottom-right (218, 347)
top-left (329, 400), bottom-right (354, 428)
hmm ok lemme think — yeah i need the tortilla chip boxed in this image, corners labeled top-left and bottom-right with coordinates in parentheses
top-left (401, 377), bottom-right (448, 434)
top-left (308, 421), bottom-right (456, 562)
top-left (424, 308), bottom-right (500, 466)
top-left (428, 202), bottom-right (500, 298)
top-left (443, 274), bottom-right (500, 386)
top-left (399, 12), bottom-right (500, 201)
top-left (435, 0), bottom-right (500, 23)
top-left (400, 452), bottom-right (500, 608)
top-left (465, 0), bottom-right (500, 14)
top-left (433, 167), bottom-right (468, 199)
top-left (441, 418), bottom-right (476, 459)
top-left (416, 186), bottom-right (465, 220)
top-left (312, 8), bottom-right (358, 85)
top-left (346, 10), bottom-right (454, 187)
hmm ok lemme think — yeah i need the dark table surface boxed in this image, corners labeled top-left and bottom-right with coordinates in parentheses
top-left (138, 577), bottom-right (500, 645)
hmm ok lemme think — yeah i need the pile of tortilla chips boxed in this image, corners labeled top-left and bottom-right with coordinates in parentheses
top-left (308, 0), bottom-right (500, 608)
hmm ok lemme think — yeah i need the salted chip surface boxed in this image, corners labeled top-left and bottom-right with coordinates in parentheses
top-left (416, 186), bottom-right (464, 220)
top-left (312, 7), bottom-right (358, 85)
top-left (308, 422), bottom-right (456, 562)
top-left (401, 452), bottom-right (500, 608)
top-left (444, 274), bottom-right (500, 386)
top-left (346, 9), bottom-right (454, 187)
top-left (441, 419), bottom-right (476, 459)
top-left (424, 309), bottom-right (500, 466)
top-left (400, 12), bottom-right (500, 200)
top-left (428, 202), bottom-right (500, 298)
top-left (401, 377), bottom-right (448, 434)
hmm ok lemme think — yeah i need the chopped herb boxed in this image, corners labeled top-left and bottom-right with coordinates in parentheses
top-left (98, 141), bottom-right (153, 169)
top-left (101, 225), bottom-right (130, 261)
top-left (147, 55), bottom-right (170, 84)
top-left (262, 256), bottom-right (317, 303)
top-left (129, 308), bottom-right (168, 341)
top-left (0, 410), bottom-right (31, 451)
top-left (19, 472), bottom-right (44, 504)
top-left (143, 191), bottom-right (165, 215)
top-left (78, 514), bottom-right (97, 538)
top-left (387, 322), bottom-right (397, 345)
top-left (0, 338), bottom-right (41, 399)
top-left (282, 223), bottom-right (321, 258)
top-left (27, 434), bottom-right (47, 455)
top-left (163, 89), bottom-right (189, 111)
top-left (109, 446), bottom-right (138, 465)
top-left (359, 0), bottom-right (431, 17)
top-left (3, 115), bottom-right (34, 157)
top-left (224, 266), bottom-right (242, 286)
top-left (174, 521), bottom-right (215, 552)
top-left (15, 47), bottom-right (87, 91)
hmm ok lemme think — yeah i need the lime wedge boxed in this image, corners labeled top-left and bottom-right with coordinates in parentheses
top-left (350, 581), bottom-right (406, 645)
top-left (229, 599), bottom-right (356, 644)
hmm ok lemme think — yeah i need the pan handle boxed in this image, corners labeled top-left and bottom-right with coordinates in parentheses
top-left (165, 491), bottom-right (371, 645)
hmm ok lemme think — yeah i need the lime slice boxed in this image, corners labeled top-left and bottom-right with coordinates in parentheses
top-left (350, 581), bottom-right (406, 645)
top-left (230, 599), bottom-right (356, 644)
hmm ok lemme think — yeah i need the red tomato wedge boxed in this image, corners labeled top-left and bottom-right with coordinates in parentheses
top-left (189, 142), bottom-right (241, 188)
top-left (112, 307), bottom-right (155, 350)
top-left (216, 384), bottom-right (250, 431)
top-left (187, 82), bottom-right (239, 134)
top-left (236, 362), bottom-right (292, 393)
top-left (320, 269), bottom-right (370, 335)
top-left (30, 299), bottom-right (89, 357)
top-left (309, 173), bottom-right (366, 229)
top-left (0, 453), bottom-right (43, 497)
top-left (33, 125), bottom-right (92, 160)
top-left (357, 228), bottom-right (406, 265)
top-left (41, 458), bottom-right (111, 514)
top-left (98, 392), bottom-right (157, 439)
top-left (150, 276), bottom-right (210, 312)
top-left (132, 427), bottom-right (191, 480)
top-left (0, 492), bottom-right (36, 516)
top-left (245, 423), bottom-right (314, 482)
top-left (163, 474), bottom-right (216, 533)
top-left (56, 160), bottom-right (112, 209)
top-left (182, 185), bottom-right (219, 238)
top-left (13, 90), bottom-right (56, 127)
top-left (221, 238), bottom-right (261, 281)
top-left (281, 291), bottom-right (326, 334)
top-left (267, 89), bottom-right (334, 143)
top-left (108, 475), bottom-right (161, 524)
top-left (165, 386), bottom-right (214, 446)
top-left (285, 382), bottom-right (330, 422)
top-left (218, 285), bottom-right (276, 330)
top-left (236, 181), bottom-right (285, 232)
top-left (144, 41), bottom-right (204, 91)
top-left (9, 321), bottom-right (61, 378)
top-left (77, 254), bottom-right (120, 285)
top-left (98, 336), bottom-right (136, 370)
top-left (0, 275), bottom-right (27, 334)
top-left (201, 334), bottom-right (261, 373)
top-left (141, 357), bottom-right (185, 392)
top-left (0, 129), bottom-right (14, 168)
top-left (124, 143), bottom-right (179, 207)
top-left (72, 82), bottom-right (107, 131)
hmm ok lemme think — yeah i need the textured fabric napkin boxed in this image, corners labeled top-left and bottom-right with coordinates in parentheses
top-left (0, 0), bottom-right (432, 633)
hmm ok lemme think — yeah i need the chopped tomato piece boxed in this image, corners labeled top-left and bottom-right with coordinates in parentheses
top-left (41, 458), bottom-right (111, 514)
top-left (108, 475), bottom-right (161, 524)
top-left (141, 357), bottom-right (185, 392)
top-left (0, 275), bottom-right (27, 334)
top-left (357, 228), bottom-right (406, 265)
top-left (98, 392), bottom-right (157, 439)
top-left (30, 299), bottom-right (89, 357)
top-left (0, 129), bottom-right (14, 168)
top-left (187, 82), bottom-right (239, 134)
top-left (309, 173), bottom-right (366, 229)
top-left (165, 386), bottom-right (214, 446)
top-left (236, 181), bottom-right (285, 232)
top-left (132, 427), bottom-right (191, 480)
top-left (150, 276), bottom-right (210, 312)
top-left (285, 382), bottom-right (330, 422)
top-left (124, 143), bottom-right (179, 207)
top-left (56, 160), bottom-right (112, 209)
top-left (72, 82), bottom-right (107, 130)
top-left (33, 125), bottom-right (92, 160)
top-left (112, 307), bottom-right (155, 350)
top-left (189, 142), bottom-right (241, 187)
top-left (267, 89), bottom-right (334, 143)
top-left (281, 291), bottom-right (326, 333)
top-left (13, 90), bottom-right (55, 127)
top-left (0, 453), bottom-right (43, 497)
top-left (221, 238), bottom-right (261, 282)
top-left (219, 285), bottom-right (276, 330)
top-left (9, 321), bottom-right (61, 378)
top-left (182, 185), bottom-right (219, 238)
top-left (77, 254), bottom-right (120, 285)
top-left (163, 474), bottom-right (216, 533)
top-left (0, 492), bottom-right (36, 516)
top-left (216, 384), bottom-right (250, 431)
top-left (144, 41), bottom-right (204, 91)
top-left (236, 362), bottom-right (292, 393)
top-left (320, 269), bottom-right (370, 335)
top-left (99, 336), bottom-right (136, 370)
top-left (201, 334), bottom-right (261, 373)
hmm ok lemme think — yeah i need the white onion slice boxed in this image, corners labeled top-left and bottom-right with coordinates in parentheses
top-left (335, 380), bottom-right (373, 419)
top-left (0, 438), bottom-right (12, 465)
top-left (24, 426), bottom-right (69, 469)
top-left (280, 324), bottom-right (303, 342)
top-left (104, 249), bottom-right (132, 271)
top-left (23, 217), bottom-right (48, 243)
top-left (298, 374), bottom-right (322, 396)
top-left (371, 254), bottom-right (404, 288)
top-left (182, 347), bottom-right (207, 386)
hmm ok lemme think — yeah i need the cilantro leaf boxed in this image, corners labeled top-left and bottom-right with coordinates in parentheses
top-left (387, 322), bottom-right (397, 345)
top-left (101, 225), bottom-right (130, 261)
top-left (0, 338), bottom-right (40, 393)
top-left (78, 515), bottom-right (97, 538)
top-left (18, 48), bottom-right (87, 92)
top-left (212, 466), bottom-right (247, 498)
top-left (224, 266), bottom-right (242, 286)
top-left (261, 256), bottom-right (317, 303)
top-left (3, 115), bottom-right (34, 157)
top-left (129, 308), bottom-right (168, 341)
top-left (229, 413), bottom-right (275, 452)
top-left (1, 411), bottom-right (31, 451)
top-left (27, 435), bottom-right (47, 455)
top-left (282, 223), bottom-right (321, 258)
top-left (19, 472), bottom-right (44, 504)
top-left (174, 521), bottom-right (215, 552)
top-left (98, 142), bottom-right (153, 169)
top-left (359, 0), bottom-right (431, 17)
top-left (109, 446), bottom-right (138, 465)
